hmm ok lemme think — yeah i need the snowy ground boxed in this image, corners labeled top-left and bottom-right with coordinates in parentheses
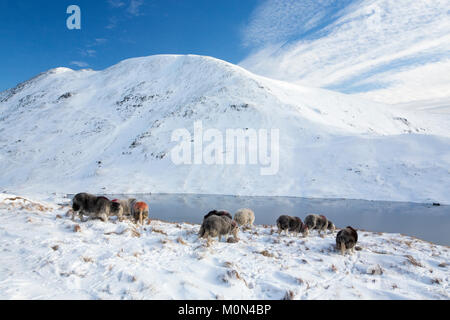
top-left (0, 193), bottom-right (448, 300)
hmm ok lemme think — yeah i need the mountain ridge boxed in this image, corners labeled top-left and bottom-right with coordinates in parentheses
top-left (0, 54), bottom-right (449, 203)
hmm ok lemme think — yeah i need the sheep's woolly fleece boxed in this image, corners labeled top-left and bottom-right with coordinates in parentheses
top-left (0, 194), bottom-right (448, 300)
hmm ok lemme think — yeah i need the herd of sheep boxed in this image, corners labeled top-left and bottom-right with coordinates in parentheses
top-left (71, 193), bottom-right (358, 255)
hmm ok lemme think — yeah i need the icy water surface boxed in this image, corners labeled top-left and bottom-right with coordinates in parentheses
top-left (102, 193), bottom-right (450, 246)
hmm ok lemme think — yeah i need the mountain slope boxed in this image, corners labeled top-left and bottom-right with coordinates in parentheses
top-left (0, 54), bottom-right (449, 203)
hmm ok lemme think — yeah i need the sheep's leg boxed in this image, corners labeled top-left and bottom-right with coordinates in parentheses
top-left (340, 241), bottom-right (345, 255)
top-left (100, 213), bottom-right (108, 222)
top-left (219, 235), bottom-right (222, 242)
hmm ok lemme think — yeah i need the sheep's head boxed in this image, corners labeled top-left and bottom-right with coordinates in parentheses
top-left (111, 202), bottom-right (123, 215)
top-left (328, 222), bottom-right (336, 232)
top-left (302, 225), bottom-right (309, 237)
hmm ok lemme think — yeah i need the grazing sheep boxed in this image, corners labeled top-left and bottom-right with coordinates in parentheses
top-left (203, 210), bottom-right (232, 220)
top-left (304, 214), bottom-right (330, 235)
top-left (336, 226), bottom-right (358, 255)
top-left (132, 201), bottom-right (149, 225)
top-left (112, 198), bottom-right (137, 217)
top-left (72, 193), bottom-right (123, 222)
top-left (199, 210), bottom-right (232, 236)
top-left (199, 215), bottom-right (239, 242)
top-left (276, 215), bottom-right (309, 237)
top-left (234, 208), bottom-right (255, 227)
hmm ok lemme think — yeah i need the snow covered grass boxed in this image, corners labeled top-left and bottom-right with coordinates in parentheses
top-left (0, 194), bottom-right (448, 300)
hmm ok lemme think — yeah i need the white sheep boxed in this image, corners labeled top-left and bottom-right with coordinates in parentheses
top-left (233, 208), bottom-right (255, 227)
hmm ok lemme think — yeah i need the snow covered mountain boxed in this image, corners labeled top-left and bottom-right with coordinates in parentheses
top-left (0, 54), bottom-right (449, 203)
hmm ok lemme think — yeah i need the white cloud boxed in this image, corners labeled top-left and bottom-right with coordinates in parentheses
top-left (105, 0), bottom-right (145, 29)
top-left (107, 0), bottom-right (126, 8)
top-left (70, 61), bottom-right (89, 68)
top-left (242, 0), bottom-right (351, 47)
top-left (79, 49), bottom-right (97, 57)
top-left (127, 0), bottom-right (144, 16)
top-left (240, 0), bottom-right (450, 105)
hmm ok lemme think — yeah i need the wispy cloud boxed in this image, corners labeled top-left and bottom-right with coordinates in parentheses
top-left (127, 0), bottom-right (144, 16)
top-left (106, 16), bottom-right (119, 29)
top-left (240, 0), bottom-right (450, 105)
top-left (242, 0), bottom-right (353, 47)
top-left (106, 0), bottom-right (145, 29)
top-left (107, 0), bottom-right (126, 8)
top-left (70, 61), bottom-right (89, 68)
top-left (86, 38), bottom-right (108, 47)
top-left (79, 49), bottom-right (97, 57)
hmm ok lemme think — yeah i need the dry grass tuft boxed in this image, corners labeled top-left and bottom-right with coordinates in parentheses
top-left (331, 264), bottom-right (338, 272)
top-left (130, 227), bottom-right (141, 238)
top-left (258, 250), bottom-right (274, 258)
top-left (51, 245), bottom-right (59, 251)
top-left (431, 278), bottom-right (441, 285)
top-left (82, 257), bottom-right (94, 263)
top-left (104, 228), bottom-right (128, 236)
top-left (404, 241), bottom-right (413, 248)
top-left (161, 238), bottom-right (173, 245)
top-left (405, 255), bottom-right (423, 267)
top-left (152, 228), bottom-right (168, 236)
top-left (368, 264), bottom-right (384, 275)
top-left (55, 214), bottom-right (62, 219)
top-left (227, 237), bottom-right (239, 243)
top-left (372, 250), bottom-right (387, 255)
top-left (177, 237), bottom-right (187, 245)
top-left (222, 269), bottom-right (249, 287)
top-left (282, 290), bottom-right (295, 300)
top-left (74, 225), bottom-right (81, 233)
top-left (438, 262), bottom-right (447, 268)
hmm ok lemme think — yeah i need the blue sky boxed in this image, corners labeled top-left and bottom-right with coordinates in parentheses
top-left (1, 0), bottom-right (449, 105)
top-left (0, 0), bottom-right (259, 91)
